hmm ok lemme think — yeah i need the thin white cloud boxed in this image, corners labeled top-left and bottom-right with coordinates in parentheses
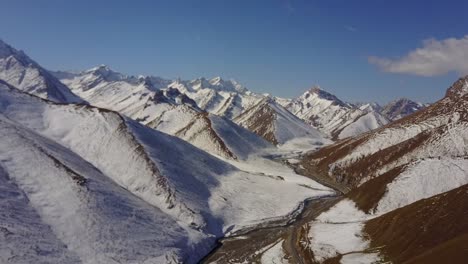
top-left (345, 25), bottom-right (357, 32)
top-left (369, 35), bottom-right (468, 76)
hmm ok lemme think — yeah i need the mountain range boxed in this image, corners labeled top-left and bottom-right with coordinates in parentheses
top-left (1, 38), bottom-right (464, 264)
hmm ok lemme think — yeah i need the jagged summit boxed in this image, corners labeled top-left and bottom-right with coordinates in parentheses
top-left (0, 39), bottom-right (83, 103)
top-left (209, 76), bottom-right (248, 93)
top-left (177, 76), bottom-right (248, 94)
top-left (382, 97), bottom-right (426, 121)
top-left (284, 86), bottom-right (387, 138)
top-left (446, 75), bottom-right (468, 98)
top-left (356, 102), bottom-right (382, 113)
top-left (306, 86), bottom-right (349, 107)
top-left (83, 64), bottom-right (128, 82)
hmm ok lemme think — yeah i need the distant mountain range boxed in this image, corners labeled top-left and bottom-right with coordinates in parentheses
top-left (51, 65), bottom-right (428, 143)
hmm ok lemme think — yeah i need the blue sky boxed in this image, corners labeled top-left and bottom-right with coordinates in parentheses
top-left (2, 0), bottom-right (468, 103)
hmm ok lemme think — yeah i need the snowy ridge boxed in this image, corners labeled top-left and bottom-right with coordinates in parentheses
top-left (335, 111), bottom-right (389, 140)
top-left (381, 98), bottom-right (427, 121)
top-left (175, 112), bottom-right (273, 159)
top-left (168, 77), bottom-right (264, 119)
top-left (55, 65), bottom-right (394, 139)
top-left (0, 115), bottom-right (205, 263)
top-left (375, 158), bottom-right (468, 215)
top-left (0, 39), bottom-right (83, 103)
top-left (0, 81), bottom-right (202, 229)
top-left (234, 97), bottom-right (329, 145)
top-left (58, 67), bottom-right (270, 159)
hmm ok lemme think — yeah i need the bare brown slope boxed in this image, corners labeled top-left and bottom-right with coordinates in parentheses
top-left (364, 184), bottom-right (468, 264)
top-left (233, 99), bottom-right (278, 145)
top-left (345, 166), bottom-right (404, 213)
top-left (175, 112), bottom-right (237, 159)
top-left (404, 234), bottom-right (468, 264)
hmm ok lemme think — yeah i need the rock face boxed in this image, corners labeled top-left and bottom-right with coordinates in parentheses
top-left (0, 39), bottom-right (83, 103)
top-left (381, 98), bottom-right (427, 121)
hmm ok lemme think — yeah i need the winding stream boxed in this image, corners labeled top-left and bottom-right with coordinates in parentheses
top-left (200, 194), bottom-right (342, 263)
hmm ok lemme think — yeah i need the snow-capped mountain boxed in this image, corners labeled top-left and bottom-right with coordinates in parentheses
top-left (168, 77), bottom-right (264, 119)
top-left (55, 65), bottom-right (394, 141)
top-left (234, 97), bottom-right (329, 145)
top-left (56, 66), bottom-right (271, 159)
top-left (0, 80), bottom-right (333, 263)
top-left (289, 77), bottom-right (468, 263)
top-left (0, 39), bottom-right (83, 103)
top-left (281, 86), bottom-right (389, 139)
top-left (175, 112), bottom-right (273, 159)
top-left (381, 97), bottom-right (427, 120)
top-left (1, 38), bottom-right (466, 264)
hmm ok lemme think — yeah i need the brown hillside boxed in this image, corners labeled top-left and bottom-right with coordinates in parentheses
top-left (364, 184), bottom-right (468, 263)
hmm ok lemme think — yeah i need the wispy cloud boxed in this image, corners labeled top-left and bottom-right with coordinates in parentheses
top-left (344, 25), bottom-right (357, 32)
top-left (369, 35), bottom-right (468, 76)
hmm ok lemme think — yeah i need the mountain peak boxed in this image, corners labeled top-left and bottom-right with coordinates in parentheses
top-left (0, 39), bottom-right (16, 57)
top-left (0, 39), bottom-right (30, 64)
top-left (84, 65), bottom-right (125, 82)
top-left (303, 86), bottom-right (348, 107)
top-left (209, 76), bottom-right (223, 84)
top-left (446, 76), bottom-right (468, 98)
top-left (382, 97), bottom-right (426, 120)
top-left (357, 102), bottom-right (382, 113)
top-left (86, 64), bottom-right (113, 74)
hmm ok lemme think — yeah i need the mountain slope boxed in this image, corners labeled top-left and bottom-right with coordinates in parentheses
top-left (0, 81), bottom-right (333, 263)
top-left (301, 76), bottom-right (468, 188)
top-left (0, 115), bottom-right (203, 263)
top-left (365, 184), bottom-right (468, 264)
top-left (0, 160), bottom-right (81, 264)
top-left (175, 112), bottom-right (272, 159)
top-left (234, 97), bottom-right (328, 145)
top-left (294, 76), bottom-right (468, 263)
top-left (0, 39), bottom-right (82, 103)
